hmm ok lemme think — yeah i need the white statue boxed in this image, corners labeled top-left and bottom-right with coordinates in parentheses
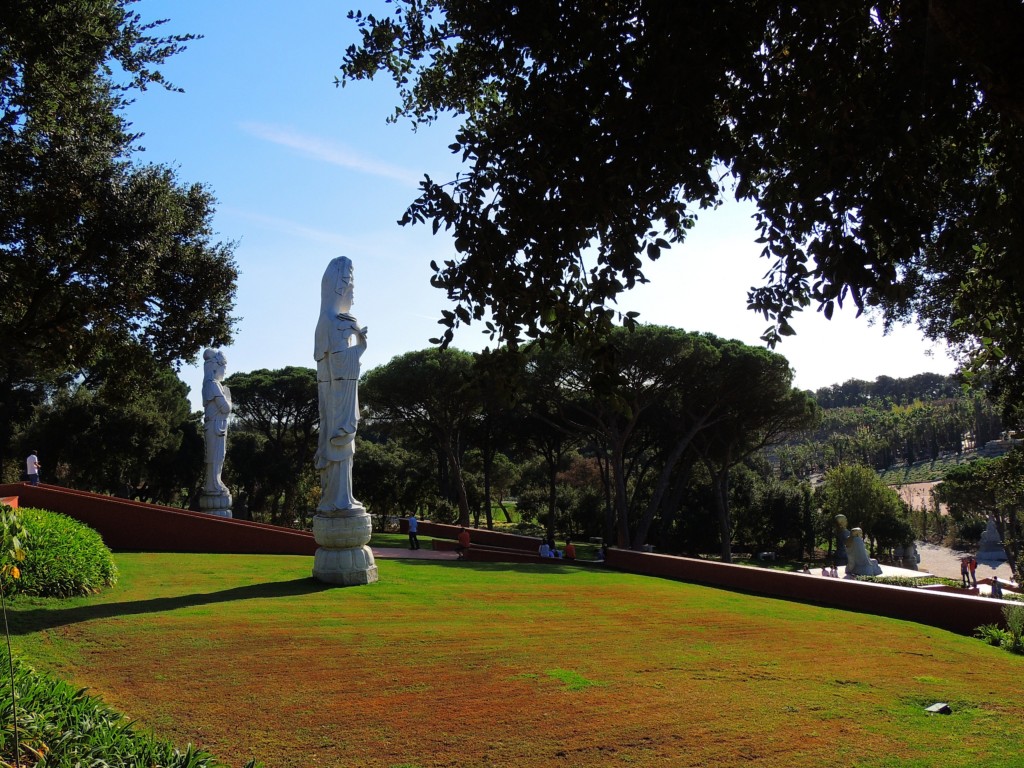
top-left (314, 256), bottom-right (367, 513)
top-left (311, 256), bottom-right (377, 586)
top-left (846, 527), bottom-right (883, 576)
top-left (200, 348), bottom-right (233, 516)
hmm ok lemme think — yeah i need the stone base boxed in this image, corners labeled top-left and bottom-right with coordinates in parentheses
top-left (313, 512), bottom-right (371, 549)
top-left (312, 545), bottom-right (378, 585)
top-left (199, 490), bottom-right (232, 517)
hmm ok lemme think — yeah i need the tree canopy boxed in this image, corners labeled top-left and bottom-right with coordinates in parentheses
top-left (0, 0), bottom-right (237, 467)
top-left (340, 1), bottom-right (1024, 416)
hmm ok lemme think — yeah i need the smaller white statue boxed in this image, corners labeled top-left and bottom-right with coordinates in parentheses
top-left (200, 348), bottom-right (233, 516)
top-left (846, 527), bottom-right (883, 576)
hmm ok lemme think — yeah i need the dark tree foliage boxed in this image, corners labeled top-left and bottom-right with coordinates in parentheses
top-left (360, 348), bottom-right (479, 525)
top-left (21, 350), bottom-right (202, 502)
top-left (0, 1), bottom-right (237, 467)
top-left (224, 367), bottom-right (319, 525)
top-left (340, 1), bottom-right (1024, 417)
top-left (813, 373), bottom-right (962, 409)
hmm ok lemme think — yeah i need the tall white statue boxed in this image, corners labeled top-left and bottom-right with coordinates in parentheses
top-left (311, 256), bottom-right (377, 585)
top-left (200, 347), bottom-right (233, 517)
top-left (314, 255), bottom-right (368, 513)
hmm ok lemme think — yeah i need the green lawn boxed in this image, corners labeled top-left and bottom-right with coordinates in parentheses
top-left (7, 553), bottom-right (1024, 768)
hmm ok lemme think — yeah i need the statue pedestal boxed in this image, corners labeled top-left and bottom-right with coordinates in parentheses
top-left (199, 490), bottom-right (232, 518)
top-left (312, 510), bottom-right (378, 586)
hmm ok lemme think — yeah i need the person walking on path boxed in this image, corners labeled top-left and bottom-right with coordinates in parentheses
top-left (25, 450), bottom-right (40, 485)
top-left (968, 556), bottom-right (978, 587)
top-left (406, 512), bottom-right (420, 550)
top-left (960, 557), bottom-right (970, 587)
top-left (992, 577), bottom-right (1004, 599)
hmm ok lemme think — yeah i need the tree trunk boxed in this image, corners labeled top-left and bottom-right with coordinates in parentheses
top-left (634, 420), bottom-right (707, 547)
top-left (612, 439), bottom-right (631, 548)
top-left (443, 441), bottom-right (471, 527)
top-left (482, 426), bottom-right (494, 529)
top-left (497, 499), bottom-right (513, 523)
top-left (596, 451), bottom-right (615, 546)
top-left (709, 459), bottom-right (733, 563)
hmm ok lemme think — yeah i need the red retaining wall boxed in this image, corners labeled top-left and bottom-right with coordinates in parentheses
top-left (0, 483), bottom-right (316, 556)
top-left (606, 548), bottom-right (1008, 635)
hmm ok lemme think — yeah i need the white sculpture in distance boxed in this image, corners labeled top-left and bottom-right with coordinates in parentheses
top-left (199, 348), bottom-right (233, 517)
top-left (311, 256), bottom-right (378, 586)
top-left (845, 527), bottom-right (883, 576)
top-left (976, 514), bottom-right (1008, 563)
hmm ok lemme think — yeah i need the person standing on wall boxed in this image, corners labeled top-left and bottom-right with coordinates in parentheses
top-left (25, 450), bottom-right (41, 485)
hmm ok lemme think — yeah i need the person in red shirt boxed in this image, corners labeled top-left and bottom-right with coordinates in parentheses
top-left (456, 527), bottom-right (471, 559)
top-left (564, 538), bottom-right (577, 560)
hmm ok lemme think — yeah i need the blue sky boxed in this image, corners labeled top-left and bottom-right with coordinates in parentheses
top-left (125, 1), bottom-right (956, 410)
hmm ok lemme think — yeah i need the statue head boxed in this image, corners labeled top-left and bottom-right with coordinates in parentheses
top-left (851, 527), bottom-right (864, 539)
top-left (203, 348), bottom-right (227, 380)
top-left (835, 514), bottom-right (848, 529)
top-left (321, 256), bottom-right (355, 315)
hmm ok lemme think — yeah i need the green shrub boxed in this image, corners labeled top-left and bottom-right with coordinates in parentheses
top-left (1003, 604), bottom-right (1024, 652)
top-left (974, 607), bottom-right (1024, 654)
top-left (11, 507), bottom-right (118, 598)
top-left (855, 575), bottom-right (961, 588)
top-left (0, 649), bottom-right (262, 767)
top-left (974, 624), bottom-right (1010, 647)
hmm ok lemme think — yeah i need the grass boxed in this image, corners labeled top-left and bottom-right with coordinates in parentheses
top-left (877, 454), bottom-right (974, 485)
top-left (7, 553), bottom-right (1024, 768)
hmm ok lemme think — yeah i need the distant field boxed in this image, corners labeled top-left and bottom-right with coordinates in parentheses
top-left (8, 553), bottom-right (1024, 768)
top-left (878, 454), bottom-right (974, 485)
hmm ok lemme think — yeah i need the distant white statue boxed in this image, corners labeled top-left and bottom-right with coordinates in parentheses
top-left (202, 348), bottom-right (232, 492)
top-left (846, 527), bottom-right (883, 576)
top-left (200, 348), bottom-right (233, 516)
top-left (314, 256), bottom-right (367, 513)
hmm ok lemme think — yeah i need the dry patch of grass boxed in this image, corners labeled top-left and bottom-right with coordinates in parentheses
top-left (9, 553), bottom-right (1024, 768)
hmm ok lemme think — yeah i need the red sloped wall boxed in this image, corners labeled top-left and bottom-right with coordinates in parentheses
top-left (0, 483), bottom-right (316, 555)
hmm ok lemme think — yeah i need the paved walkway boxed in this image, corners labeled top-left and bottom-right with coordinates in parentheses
top-left (916, 541), bottom-right (1015, 583)
top-left (372, 546), bottom-right (456, 561)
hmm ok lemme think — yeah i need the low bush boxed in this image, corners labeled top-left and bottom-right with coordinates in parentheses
top-left (10, 507), bottom-right (118, 598)
top-left (855, 575), bottom-right (962, 588)
top-left (974, 605), bottom-right (1024, 654)
top-left (1004, 603), bottom-right (1024, 651)
top-left (0, 649), bottom-right (261, 767)
top-left (974, 623), bottom-right (1010, 647)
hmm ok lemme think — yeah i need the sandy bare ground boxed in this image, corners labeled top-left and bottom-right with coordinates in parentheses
top-left (894, 481), bottom-right (943, 512)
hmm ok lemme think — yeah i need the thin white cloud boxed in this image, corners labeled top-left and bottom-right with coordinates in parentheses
top-left (241, 122), bottom-right (423, 187)
top-left (227, 208), bottom-right (353, 247)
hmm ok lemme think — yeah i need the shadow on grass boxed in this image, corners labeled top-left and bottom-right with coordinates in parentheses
top-left (7, 577), bottom-right (333, 636)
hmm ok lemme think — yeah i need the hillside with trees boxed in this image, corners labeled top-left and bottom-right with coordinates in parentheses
top-left (776, 373), bottom-right (1005, 481)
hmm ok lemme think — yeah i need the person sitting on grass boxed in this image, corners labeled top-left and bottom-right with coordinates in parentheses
top-left (539, 541), bottom-right (551, 558)
top-left (456, 527), bottom-right (471, 559)
top-left (564, 538), bottom-right (576, 560)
